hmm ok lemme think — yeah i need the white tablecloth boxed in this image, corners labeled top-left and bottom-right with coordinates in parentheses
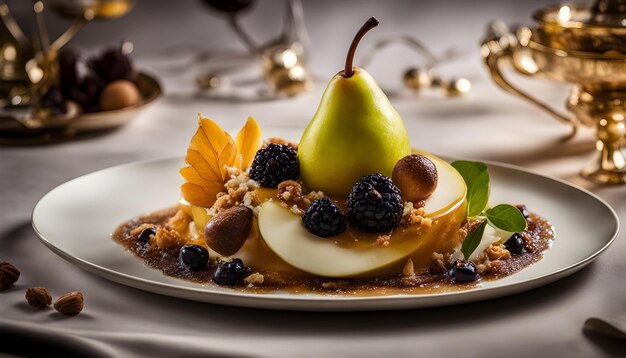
top-left (1, 0), bottom-right (625, 356)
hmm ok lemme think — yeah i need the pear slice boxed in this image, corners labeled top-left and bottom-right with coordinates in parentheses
top-left (258, 153), bottom-right (467, 277)
top-left (415, 151), bottom-right (466, 219)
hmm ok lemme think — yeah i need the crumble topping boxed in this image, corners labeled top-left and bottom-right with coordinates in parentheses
top-left (428, 251), bottom-right (451, 275)
top-left (429, 259), bottom-right (447, 275)
top-left (322, 281), bottom-right (347, 290)
top-left (486, 244), bottom-right (511, 261)
top-left (289, 205), bottom-right (302, 215)
top-left (244, 272), bottom-right (265, 286)
top-left (431, 252), bottom-right (444, 261)
top-left (278, 180), bottom-right (303, 203)
top-left (377, 234), bottom-right (391, 247)
top-left (401, 202), bottom-right (433, 228)
top-left (276, 179), bottom-right (325, 215)
top-left (402, 258), bottom-right (416, 277)
top-left (521, 232), bottom-right (538, 253)
top-left (476, 264), bottom-right (487, 274)
top-left (154, 226), bottom-right (186, 250)
top-left (208, 166), bottom-right (261, 217)
top-left (265, 137), bottom-right (298, 150)
top-left (167, 209), bottom-right (192, 234)
top-left (303, 190), bottom-right (325, 205)
top-left (485, 259), bottom-right (504, 275)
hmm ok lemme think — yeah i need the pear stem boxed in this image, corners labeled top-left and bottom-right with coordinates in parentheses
top-left (343, 17), bottom-right (379, 78)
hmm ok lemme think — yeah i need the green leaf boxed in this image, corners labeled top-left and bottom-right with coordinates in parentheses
top-left (461, 220), bottom-right (488, 260)
top-left (485, 204), bottom-right (527, 233)
top-left (451, 161), bottom-right (490, 217)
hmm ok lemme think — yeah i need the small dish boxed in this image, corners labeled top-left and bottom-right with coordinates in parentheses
top-left (0, 72), bottom-right (161, 144)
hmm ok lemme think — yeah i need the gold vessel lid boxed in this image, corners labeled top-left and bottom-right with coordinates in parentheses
top-left (46, 0), bottom-right (134, 20)
top-left (532, 0), bottom-right (626, 53)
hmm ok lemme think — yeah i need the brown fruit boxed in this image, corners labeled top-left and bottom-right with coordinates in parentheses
top-left (0, 261), bottom-right (20, 290)
top-left (98, 80), bottom-right (141, 111)
top-left (392, 154), bottom-right (438, 202)
top-left (25, 287), bottom-right (52, 308)
top-left (54, 291), bottom-right (84, 315)
top-left (204, 206), bottom-right (253, 256)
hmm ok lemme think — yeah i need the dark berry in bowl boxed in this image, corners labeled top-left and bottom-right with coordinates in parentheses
top-left (302, 197), bottom-right (346, 237)
top-left (40, 87), bottom-right (67, 114)
top-left (59, 48), bottom-right (80, 92)
top-left (505, 233), bottom-right (525, 255)
top-left (66, 74), bottom-right (105, 113)
top-left (449, 260), bottom-right (479, 283)
top-left (249, 143), bottom-right (299, 188)
top-left (347, 173), bottom-right (403, 233)
top-left (80, 73), bottom-right (105, 99)
top-left (213, 258), bottom-right (246, 286)
top-left (201, 0), bottom-right (255, 13)
top-left (137, 227), bottom-right (156, 245)
top-left (179, 244), bottom-right (210, 270)
top-left (91, 46), bottom-right (136, 83)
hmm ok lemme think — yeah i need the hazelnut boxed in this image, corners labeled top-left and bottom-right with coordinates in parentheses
top-left (0, 261), bottom-right (20, 290)
top-left (25, 287), bottom-right (52, 308)
top-left (392, 154), bottom-right (438, 202)
top-left (54, 291), bottom-right (84, 315)
top-left (99, 80), bottom-right (142, 111)
top-left (205, 206), bottom-right (253, 256)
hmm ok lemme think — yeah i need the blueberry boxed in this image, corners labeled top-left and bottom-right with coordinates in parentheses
top-left (179, 244), bottom-right (209, 270)
top-left (449, 260), bottom-right (479, 283)
top-left (137, 227), bottom-right (156, 245)
top-left (213, 258), bottom-right (246, 286)
top-left (505, 233), bottom-right (525, 255)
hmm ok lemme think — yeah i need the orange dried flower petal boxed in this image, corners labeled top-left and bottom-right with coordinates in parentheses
top-left (181, 115), bottom-right (262, 208)
top-left (236, 117), bottom-right (262, 170)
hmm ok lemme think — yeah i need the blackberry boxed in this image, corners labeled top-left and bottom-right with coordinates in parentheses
top-left (347, 174), bottom-right (403, 233)
top-left (40, 87), bottom-right (67, 114)
top-left (58, 48), bottom-right (80, 93)
top-left (449, 260), bottom-right (479, 283)
top-left (213, 258), bottom-right (246, 286)
top-left (91, 46), bottom-right (136, 83)
top-left (249, 143), bottom-right (299, 188)
top-left (302, 198), bottom-right (346, 237)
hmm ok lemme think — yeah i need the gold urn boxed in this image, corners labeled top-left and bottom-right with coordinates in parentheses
top-left (481, 0), bottom-right (626, 184)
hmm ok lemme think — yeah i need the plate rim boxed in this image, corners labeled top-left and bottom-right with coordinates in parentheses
top-left (31, 156), bottom-right (620, 309)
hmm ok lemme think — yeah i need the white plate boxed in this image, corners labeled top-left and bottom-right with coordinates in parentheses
top-left (32, 157), bottom-right (618, 311)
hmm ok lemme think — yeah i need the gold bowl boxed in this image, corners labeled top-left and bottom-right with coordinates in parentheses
top-left (481, 0), bottom-right (626, 184)
top-left (532, 4), bottom-right (626, 53)
top-left (0, 72), bottom-right (161, 144)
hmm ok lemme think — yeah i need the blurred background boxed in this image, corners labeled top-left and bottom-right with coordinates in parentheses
top-left (0, 0), bottom-right (608, 184)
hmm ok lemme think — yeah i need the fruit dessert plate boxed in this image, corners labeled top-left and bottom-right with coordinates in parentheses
top-left (32, 18), bottom-right (618, 310)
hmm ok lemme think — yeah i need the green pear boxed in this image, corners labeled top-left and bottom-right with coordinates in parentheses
top-left (298, 18), bottom-right (410, 196)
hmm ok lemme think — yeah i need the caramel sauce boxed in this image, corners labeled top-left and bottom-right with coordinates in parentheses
top-left (112, 207), bottom-right (555, 296)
